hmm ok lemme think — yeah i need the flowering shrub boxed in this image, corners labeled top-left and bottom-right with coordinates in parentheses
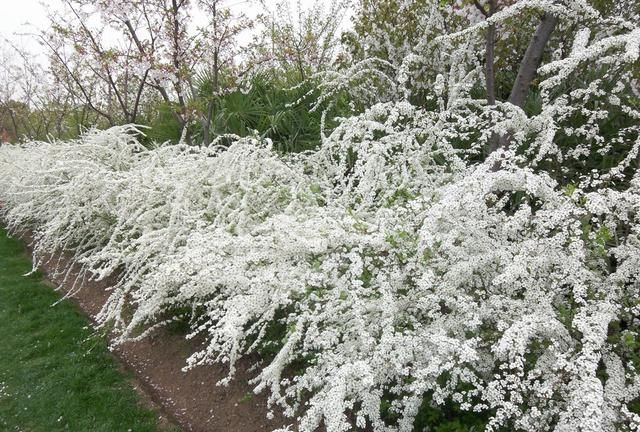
top-left (1, 1), bottom-right (640, 432)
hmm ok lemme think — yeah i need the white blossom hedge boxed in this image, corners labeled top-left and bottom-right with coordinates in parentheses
top-left (1, 1), bottom-right (640, 432)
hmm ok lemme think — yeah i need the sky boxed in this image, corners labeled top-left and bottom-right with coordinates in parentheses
top-left (0, 0), bottom-right (349, 56)
top-left (0, 0), bottom-right (54, 52)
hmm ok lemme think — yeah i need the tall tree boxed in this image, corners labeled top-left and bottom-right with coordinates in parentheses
top-left (197, 0), bottom-right (253, 145)
top-left (253, 0), bottom-right (349, 81)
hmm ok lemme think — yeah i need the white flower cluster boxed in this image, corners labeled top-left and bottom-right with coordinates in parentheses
top-left (1, 108), bottom-right (639, 432)
top-left (1, 2), bottom-right (640, 432)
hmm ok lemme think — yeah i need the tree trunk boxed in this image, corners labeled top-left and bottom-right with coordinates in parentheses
top-left (491, 12), bottom-right (558, 153)
top-left (507, 13), bottom-right (557, 109)
top-left (481, 0), bottom-right (498, 153)
top-left (485, 25), bottom-right (496, 105)
top-left (203, 99), bottom-right (215, 146)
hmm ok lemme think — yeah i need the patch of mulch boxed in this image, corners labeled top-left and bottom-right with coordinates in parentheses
top-left (15, 230), bottom-right (293, 432)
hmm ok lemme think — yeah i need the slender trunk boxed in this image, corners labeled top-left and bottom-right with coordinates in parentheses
top-left (131, 68), bottom-right (150, 123)
top-left (203, 27), bottom-right (220, 146)
top-left (203, 99), bottom-right (215, 146)
top-left (492, 12), bottom-right (558, 152)
top-left (171, 0), bottom-right (188, 129)
top-left (485, 3), bottom-right (497, 106)
top-left (507, 13), bottom-right (557, 108)
top-left (8, 108), bottom-right (19, 140)
top-left (482, 0), bottom-right (498, 153)
top-left (473, 0), bottom-right (497, 104)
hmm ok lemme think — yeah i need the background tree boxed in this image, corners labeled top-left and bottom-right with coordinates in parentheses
top-left (253, 0), bottom-right (349, 81)
top-left (0, 41), bottom-right (77, 141)
top-left (196, 0), bottom-right (253, 145)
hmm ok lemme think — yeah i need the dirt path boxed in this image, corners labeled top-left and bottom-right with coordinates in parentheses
top-left (18, 232), bottom-right (291, 432)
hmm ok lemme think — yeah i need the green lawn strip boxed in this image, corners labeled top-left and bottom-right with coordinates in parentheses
top-left (0, 227), bottom-right (177, 432)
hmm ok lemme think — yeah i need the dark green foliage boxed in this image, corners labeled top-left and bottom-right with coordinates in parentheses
top-left (143, 102), bottom-right (183, 145)
top-left (379, 390), bottom-right (490, 432)
top-left (191, 70), bottom-right (346, 153)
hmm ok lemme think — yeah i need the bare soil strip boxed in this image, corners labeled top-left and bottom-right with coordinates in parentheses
top-left (17, 231), bottom-right (290, 432)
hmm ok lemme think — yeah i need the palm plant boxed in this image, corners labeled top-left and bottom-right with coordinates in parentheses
top-left (191, 68), bottom-right (327, 153)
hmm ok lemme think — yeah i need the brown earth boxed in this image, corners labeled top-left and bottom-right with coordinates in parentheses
top-left (15, 230), bottom-right (293, 432)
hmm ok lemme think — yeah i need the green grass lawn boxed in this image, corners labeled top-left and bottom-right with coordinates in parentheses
top-left (0, 227), bottom-right (177, 432)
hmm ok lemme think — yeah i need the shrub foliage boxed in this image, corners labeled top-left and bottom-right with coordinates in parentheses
top-left (1, 1), bottom-right (640, 431)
